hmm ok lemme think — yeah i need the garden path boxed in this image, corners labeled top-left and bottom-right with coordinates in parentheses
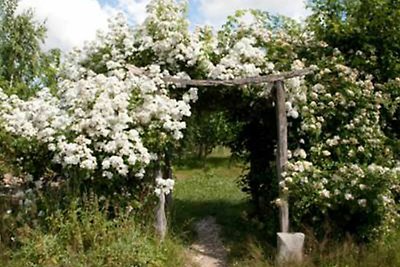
top-left (187, 216), bottom-right (227, 267)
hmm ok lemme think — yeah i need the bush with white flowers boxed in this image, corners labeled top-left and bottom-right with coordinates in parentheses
top-left (0, 68), bottom-right (197, 183)
top-left (0, 1), bottom-right (203, 199)
top-left (285, 50), bottom-right (400, 239)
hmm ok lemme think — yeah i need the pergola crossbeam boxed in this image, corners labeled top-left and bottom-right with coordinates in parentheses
top-left (128, 65), bottom-right (315, 87)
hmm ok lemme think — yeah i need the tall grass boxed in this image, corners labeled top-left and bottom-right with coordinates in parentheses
top-left (0, 196), bottom-right (186, 267)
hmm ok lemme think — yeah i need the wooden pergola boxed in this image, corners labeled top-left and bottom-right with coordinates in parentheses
top-left (129, 65), bottom-right (315, 263)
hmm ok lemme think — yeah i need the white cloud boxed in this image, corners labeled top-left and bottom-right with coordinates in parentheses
top-left (196, 0), bottom-right (310, 27)
top-left (16, 0), bottom-right (152, 52)
top-left (115, 0), bottom-right (149, 25)
top-left (16, 0), bottom-right (309, 52)
top-left (17, 0), bottom-right (114, 52)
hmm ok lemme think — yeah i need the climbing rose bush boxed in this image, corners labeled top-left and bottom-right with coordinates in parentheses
top-left (284, 50), bottom-right (400, 239)
top-left (0, 1), bottom-right (201, 195)
top-left (0, 67), bottom-right (197, 180)
top-left (207, 10), bottom-right (399, 239)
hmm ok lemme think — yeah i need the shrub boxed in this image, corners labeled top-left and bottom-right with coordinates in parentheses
top-left (286, 53), bottom-right (400, 240)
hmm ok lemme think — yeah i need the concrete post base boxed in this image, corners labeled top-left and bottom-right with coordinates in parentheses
top-left (277, 232), bottom-right (305, 265)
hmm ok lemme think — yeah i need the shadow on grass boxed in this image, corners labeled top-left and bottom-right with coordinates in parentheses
top-left (175, 156), bottom-right (239, 170)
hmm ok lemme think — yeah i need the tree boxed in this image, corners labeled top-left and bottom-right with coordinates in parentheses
top-left (307, 0), bottom-right (400, 155)
top-left (307, 0), bottom-right (400, 82)
top-left (0, 0), bottom-right (59, 98)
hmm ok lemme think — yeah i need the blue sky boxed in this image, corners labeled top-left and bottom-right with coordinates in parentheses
top-left (17, 0), bottom-right (309, 52)
top-left (96, 0), bottom-right (215, 26)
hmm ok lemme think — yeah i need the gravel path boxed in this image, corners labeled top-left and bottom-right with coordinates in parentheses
top-left (186, 216), bottom-right (228, 267)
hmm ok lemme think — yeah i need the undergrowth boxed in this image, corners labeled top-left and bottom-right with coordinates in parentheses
top-left (2, 148), bottom-right (400, 266)
top-left (0, 196), bottom-right (185, 267)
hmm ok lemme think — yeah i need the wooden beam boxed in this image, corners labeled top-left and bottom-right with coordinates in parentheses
top-left (127, 65), bottom-right (314, 87)
top-left (275, 80), bottom-right (289, 233)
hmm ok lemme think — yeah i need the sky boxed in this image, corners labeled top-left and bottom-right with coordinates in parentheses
top-left (17, 0), bottom-right (310, 52)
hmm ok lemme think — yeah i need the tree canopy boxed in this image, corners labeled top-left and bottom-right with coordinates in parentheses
top-left (307, 0), bottom-right (400, 82)
top-left (0, 0), bottom-right (59, 98)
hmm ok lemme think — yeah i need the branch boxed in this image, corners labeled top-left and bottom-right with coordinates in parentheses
top-left (127, 65), bottom-right (316, 87)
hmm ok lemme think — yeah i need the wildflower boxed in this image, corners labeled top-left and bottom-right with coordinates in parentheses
top-left (322, 150), bottom-right (331, 157)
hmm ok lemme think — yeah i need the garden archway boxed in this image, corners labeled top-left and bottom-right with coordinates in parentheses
top-left (129, 65), bottom-right (315, 263)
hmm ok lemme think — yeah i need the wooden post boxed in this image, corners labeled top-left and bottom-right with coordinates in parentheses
top-left (154, 167), bottom-right (167, 240)
top-left (274, 81), bottom-right (305, 265)
top-left (275, 80), bottom-right (289, 233)
top-left (164, 148), bottom-right (173, 207)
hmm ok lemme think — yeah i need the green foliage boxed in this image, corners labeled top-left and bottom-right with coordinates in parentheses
top-left (306, 0), bottom-right (400, 143)
top-left (1, 197), bottom-right (185, 267)
top-left (0, 0), bottom-right (59, 98)
top-left (0, 131), bottom-right (55, 178)
top-left (180, 111), bottom-right (240, 159)
top-left (307, 0), bottom-right (400, 82)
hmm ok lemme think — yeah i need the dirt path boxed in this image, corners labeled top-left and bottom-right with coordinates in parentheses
top-left (186, 216), bottom-right (228, 267)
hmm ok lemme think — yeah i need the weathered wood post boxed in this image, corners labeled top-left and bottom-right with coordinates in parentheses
top-left (275, 80), bottom-right (289, 233)
top-left (154, 167), bottom-right (167, 241)
top-left (274, 80), bottom-right (304, 265)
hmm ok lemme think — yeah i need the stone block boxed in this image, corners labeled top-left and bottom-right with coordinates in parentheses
top-left (277, 232), bottom-right (305, 265)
